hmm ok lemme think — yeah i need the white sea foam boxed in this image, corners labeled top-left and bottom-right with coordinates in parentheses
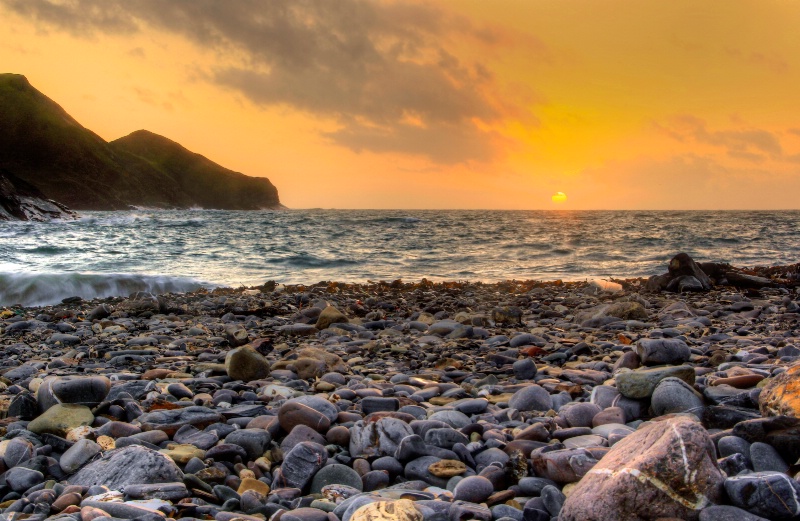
top-left (0, 272), bottom-right (213, 307)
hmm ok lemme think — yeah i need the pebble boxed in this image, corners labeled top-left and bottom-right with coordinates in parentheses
top-left (0, 261), bottom-right (798, 521)
top-left (453, 475), bottom-right (494, 503)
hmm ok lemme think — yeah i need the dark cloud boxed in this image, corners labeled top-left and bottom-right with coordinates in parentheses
top-left (2, 0), bottom-right (533, 163)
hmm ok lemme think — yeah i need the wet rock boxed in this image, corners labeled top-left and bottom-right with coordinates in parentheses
top-left (667, 253), bottom-right (713, 291)
top-left (37, 375), bottom-right (111, 410)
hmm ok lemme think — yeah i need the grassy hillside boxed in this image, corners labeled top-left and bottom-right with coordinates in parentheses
top-left (0, 74), bottom-right (280, 210)
top-left (111, 130), bottom-right (279, 210)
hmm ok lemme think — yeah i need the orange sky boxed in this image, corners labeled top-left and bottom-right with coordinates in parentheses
top-left (2, 0), bottom-right (799, 209)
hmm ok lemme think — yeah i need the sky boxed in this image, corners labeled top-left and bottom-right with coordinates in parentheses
top-left (1, 0), bottom-right (799, 210)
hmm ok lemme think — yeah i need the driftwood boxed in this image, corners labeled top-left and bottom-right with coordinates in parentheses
top-left (646, 253), bottom-right (800, 292)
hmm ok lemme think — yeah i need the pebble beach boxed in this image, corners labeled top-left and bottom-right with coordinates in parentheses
top-left (2, 257), bottom-right (800, 521)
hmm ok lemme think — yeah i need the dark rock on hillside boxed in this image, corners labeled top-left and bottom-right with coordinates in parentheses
top-left (0, 170), bottom-right (77, 221)
top-left (0, 73), bottom-right (281, 210)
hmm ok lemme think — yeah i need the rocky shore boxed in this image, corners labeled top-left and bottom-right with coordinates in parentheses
top-left (1, 258), bottom-right (800, 521)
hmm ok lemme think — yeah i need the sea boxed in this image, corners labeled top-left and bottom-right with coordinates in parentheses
top-left (2, 210), bottom-right (798, 307)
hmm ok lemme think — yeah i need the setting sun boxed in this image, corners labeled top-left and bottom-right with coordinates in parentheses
top-left (552, 192), bottom-right (567, 204)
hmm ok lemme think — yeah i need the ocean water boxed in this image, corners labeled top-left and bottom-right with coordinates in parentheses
top-left (2, 210), bottom-right (798, 306)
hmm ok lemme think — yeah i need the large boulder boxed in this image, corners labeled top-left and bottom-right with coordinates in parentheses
top-left (68, 445), bottom-right (183, 489)
top-left (560, 417), bottom-right (724, 521)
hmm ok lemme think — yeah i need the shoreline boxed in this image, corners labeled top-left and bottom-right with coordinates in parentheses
top-left (0, 259), bottom-right (799, 520)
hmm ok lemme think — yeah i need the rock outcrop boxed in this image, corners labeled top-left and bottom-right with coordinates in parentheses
top-left (0, 170), bottom-right (77, 221)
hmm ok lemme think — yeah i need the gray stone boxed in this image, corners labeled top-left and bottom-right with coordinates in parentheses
top-left (135, 406), bottom-right (224, 436)
top-left (68, 445), bottom-right (184, 489)
top-left (635, 338), bottom-right (691, 365)
top-left (560, 402), bottom-right (602, 428)
top-left (724, 471), bottom-right (800, 520)
top-left (651, 377), bottom-right (705, 416)
top-left (541, 485), bottom-right (566, 517)
top-left (428, 410), bottom-right (470, 429)
top-left (5, 467), bottom-right (44, 492)
top-left (616, 365), bottom-right (696, 399)
top-left (513, 358), bottom-right (537, 380)
top-left (350, 418), bottom-right (414, 459)
top-left (224, 429), bottom-right (271, 460)
top-left (309, 463), bottom-right (363, 494)
top-left (281, 441), bottom-right (327, 490)
top-left (173, 424), bottom-right (219, 450)
top-left (508, 385), bottom-right (552, 412)
top-left (717, 436), bottom-right (752, 467)
top-left (699, 505), bottom-right (770, 521)
top-left (3, 438), bottom-right (34, 468)
top-left (750, 442), bottom-right (789, 473)
top-left (424, 427), bottom-right (469, 449)
top-left (59, 438), bottom-right (101, 474)
top-left (453, 475), bottom-right (494, 503)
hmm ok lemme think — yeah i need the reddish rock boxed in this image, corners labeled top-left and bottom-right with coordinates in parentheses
top-left (560, 417), bottom-right (724, 521)
top-left (278, 401), bottom-right (331, 433)
top-left (529, 447), bottom-right (600, 484)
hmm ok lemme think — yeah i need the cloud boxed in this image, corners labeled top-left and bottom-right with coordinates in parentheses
top-left (1, 0), bottom-right (537, 164)
top-left (656, 115), bottom-right (784, 162)
top-left (573, 154), bottom-right (800, 210)
top-left (725, 47), bottom-right (788, 75)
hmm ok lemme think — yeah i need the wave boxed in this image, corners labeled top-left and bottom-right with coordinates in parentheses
top-left (0, 272), bottom-right (212, 307)
top-left (264, 255), bottom-right (360, 269)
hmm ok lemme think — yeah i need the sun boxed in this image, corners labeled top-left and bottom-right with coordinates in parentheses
top-left (551, 191), bottom-right (567, 203)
